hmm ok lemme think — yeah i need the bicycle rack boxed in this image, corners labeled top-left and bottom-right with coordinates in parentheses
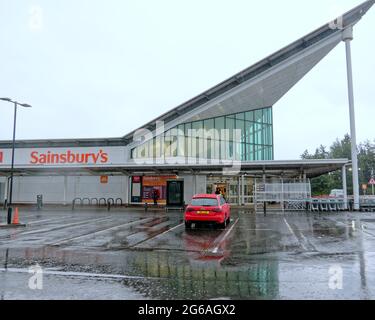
top-left (72, 198), bottom-right (82, 210)
top-left (82, 198), bottom-right (91, 206)
top-left (115, 198), bottom-right (123, 206)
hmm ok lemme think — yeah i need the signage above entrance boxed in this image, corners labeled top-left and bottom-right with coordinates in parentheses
top-left (0, 147), bottom-right (127, 168)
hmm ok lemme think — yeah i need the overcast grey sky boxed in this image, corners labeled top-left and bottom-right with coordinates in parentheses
top-left (0, 0), bottom-right (374, 159)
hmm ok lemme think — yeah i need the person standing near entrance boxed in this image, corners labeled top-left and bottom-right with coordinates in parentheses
top-left (152, 188), bottom-right (160, 206)
top-left (215, 187), bottom-right (221, 195)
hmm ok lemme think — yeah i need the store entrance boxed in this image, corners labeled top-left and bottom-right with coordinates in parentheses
top-left (166, 180), bottom-right (184, 207)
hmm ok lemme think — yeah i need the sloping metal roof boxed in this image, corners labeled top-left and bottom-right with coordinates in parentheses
top-left (122, 0), bottom-right (374, 144)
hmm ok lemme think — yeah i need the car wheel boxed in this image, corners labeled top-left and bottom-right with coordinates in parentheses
top-left (218, 217), bottom-right (227, 229)
top-left (185, 221), bottom-right (192, 229)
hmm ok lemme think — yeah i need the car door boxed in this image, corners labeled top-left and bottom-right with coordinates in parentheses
top-left (220, 196), bottom-right (228, 217)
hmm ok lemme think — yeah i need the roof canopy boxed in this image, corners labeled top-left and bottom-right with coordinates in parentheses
top-left (0, 159), bottom-right (349, 179)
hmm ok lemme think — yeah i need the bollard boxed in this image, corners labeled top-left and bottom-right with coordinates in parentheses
top-left (144, 203), bottom-right (148, 212)
top-left (37, 195), bottom-right (43, 210)
top-left (12, 207), bottom-right (20, 225)
top-left (107, 201), bottom-right (111, 211)
top-left (7, 207), bottom-right (12, 225)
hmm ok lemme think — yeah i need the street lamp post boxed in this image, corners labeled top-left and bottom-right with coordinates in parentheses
top-left (0, 98), bottom-right (32, 224)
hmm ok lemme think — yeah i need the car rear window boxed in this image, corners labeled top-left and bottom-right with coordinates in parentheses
top-left (191, 198), bottom-right (218, 207)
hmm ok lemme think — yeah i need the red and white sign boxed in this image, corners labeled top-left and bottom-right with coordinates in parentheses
top-left (0, 147), bottom-right (127, 167)
top-left (369, 178), bottom-right (375, 185)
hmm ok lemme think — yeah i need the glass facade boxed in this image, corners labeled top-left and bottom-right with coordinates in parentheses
top-left (131, 107), bottom-right (273, 162)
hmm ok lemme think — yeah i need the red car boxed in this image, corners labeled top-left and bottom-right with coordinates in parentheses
top-left (184, 194), bottom-right (231, 229)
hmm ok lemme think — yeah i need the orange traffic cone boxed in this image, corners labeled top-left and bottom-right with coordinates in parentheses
top-left (12, 207), bottom-right (20, 225)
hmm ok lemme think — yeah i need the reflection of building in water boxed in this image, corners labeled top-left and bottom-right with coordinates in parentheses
top-left (131, 251), bottom-right (279, 299)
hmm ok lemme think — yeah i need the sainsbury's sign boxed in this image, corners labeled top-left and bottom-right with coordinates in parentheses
top-left (0, 147), bottom-right (127, 167)
top-left (30, 149), bottom-right (109, 165)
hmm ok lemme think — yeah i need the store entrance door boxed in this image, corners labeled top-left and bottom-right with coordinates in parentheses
top-left (166, 180), bottom-right (184, 207)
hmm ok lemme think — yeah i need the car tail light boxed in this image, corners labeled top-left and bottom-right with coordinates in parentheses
top-left (186, 207), bottom-right (195, 212)
top-left (213, 207), bottom-right (222, 213)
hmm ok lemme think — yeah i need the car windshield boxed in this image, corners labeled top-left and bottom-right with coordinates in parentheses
top-left (191, 198), bottom-right (218, 207)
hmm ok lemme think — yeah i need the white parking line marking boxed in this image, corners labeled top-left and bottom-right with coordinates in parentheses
top-left (283, 217), bottom-right (307, 251)
top-left (210, 218), bottom-right (239, 254)
top-left (51, 217), bottom-right (154, 246)
top-left (27, 216), bottom-right (74, 225)
top-left (0, 267), bottom-right (157, 280)
top-left (18, 217), bottom-right (110, 236)
top-left (129, 222), bottom-right (184, 248)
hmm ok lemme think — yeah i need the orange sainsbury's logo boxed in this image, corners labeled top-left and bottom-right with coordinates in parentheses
top-left (0, 151), bottom-right (3, 163)
top-left (30, 150), bottom-right (109, 165)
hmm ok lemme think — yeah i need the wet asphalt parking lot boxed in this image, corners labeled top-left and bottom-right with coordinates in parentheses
top-left (0, 206), bottom-right (375, 300)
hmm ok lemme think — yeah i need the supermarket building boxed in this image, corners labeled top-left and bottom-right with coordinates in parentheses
top-left (0, 1), bottom-right (373, 207)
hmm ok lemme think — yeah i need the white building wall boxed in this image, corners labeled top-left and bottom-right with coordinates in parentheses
top-left (11, 176), bottom-right (128, 204)
top-left (180, 175), bottom-right (207, 205)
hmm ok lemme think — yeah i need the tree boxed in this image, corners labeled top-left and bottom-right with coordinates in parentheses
top-left (301, 135), bottom-right (375, 196)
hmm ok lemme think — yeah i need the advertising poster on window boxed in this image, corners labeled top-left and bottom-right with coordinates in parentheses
top-left (142, 175), bottom-right (177, 204)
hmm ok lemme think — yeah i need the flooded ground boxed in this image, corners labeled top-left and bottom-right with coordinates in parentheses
top-left (0, 207), bottom-right (374, 300)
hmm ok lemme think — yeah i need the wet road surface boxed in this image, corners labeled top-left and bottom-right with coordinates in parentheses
top-left (0, 207), bottom-right (374, 299)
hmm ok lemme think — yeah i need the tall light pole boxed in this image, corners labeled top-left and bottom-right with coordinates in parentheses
top-left (0, 98), bottom-right (32, 224)
top-left (342, 27), bottom-right (360, 211)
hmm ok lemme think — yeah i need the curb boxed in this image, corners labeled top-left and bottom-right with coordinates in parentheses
top-left (0, 224), bottom-right (27, 229)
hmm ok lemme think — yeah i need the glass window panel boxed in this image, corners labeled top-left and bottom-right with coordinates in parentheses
top-left (246, 122), bottom-right (254, 144)
top-left (247, 144), bottom-right (254, 161)
top-left (207, 138), bottom-right (212, 160)
top-left (192, 121), bottom-right (203, 139)
top-left (185, 136), bottom-right (191, 157)
top-left (172, 136), bottom-right (178, 157)
top-left (255, 109), bottom-right (263, 123)
top-left (245, 111), bottom-right (254, 122)
top-left (235, 119), bottom-right (245, 143)
top-left (262, 109), bottom-right (268, 123)
top-left (185, 122), bottom-right (192, 136)
top-left (192, 120), bottom-right (203, 130)
top-left (178, 124), bottom-right (185, 136)
top-left (241, 143), bottom-right (246, 161)
top-left (215, 117), bottom-right (225, 130)
top-left (155, 136), bottom-right (162, 158)
top-left (226, 117), bottom-right (235, 142)
top-left (204, 119), bottom-right (214, 131)
top-left (235, 112), bottom-right (245, 120)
